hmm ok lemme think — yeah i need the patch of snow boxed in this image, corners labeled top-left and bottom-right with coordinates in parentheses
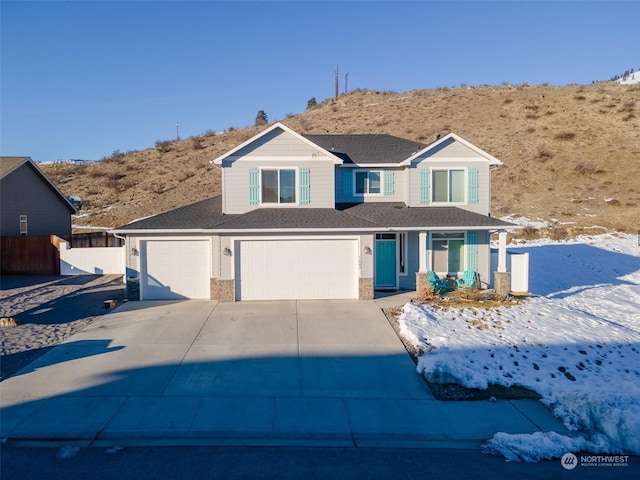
top-left (617, 73), bottom-right (640, 85)
top-left (398, 232), bottom-right (640, 459)
top-left (500, 215), bottom-right (550, 229)
top-left (483, 431), bottom-right (610, 463)
top-left (71, 224), bottom-right (111, 231)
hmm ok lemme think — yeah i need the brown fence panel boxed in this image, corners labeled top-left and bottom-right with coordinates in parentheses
top-left (0, 235), bottom-right (62, 275)
top-left (71, 232), bottom-right (124, 248)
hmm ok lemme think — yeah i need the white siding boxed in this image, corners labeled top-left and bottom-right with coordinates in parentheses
top-left (360, 233), bottom-right (374, 277)
top-left (223, 160), bottom-right (335, 214)
top-left (408, 156), bottom-right (491, 215)
top-left (399, 232), bottom-right (419, 290)
top-left (226, 128), bottom-right (323, 159)
top-left (476, 230), bottom-right (491, 285)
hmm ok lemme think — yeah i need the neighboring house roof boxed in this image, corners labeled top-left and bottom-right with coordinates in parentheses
top-left (0, 156), bottom-right (77, 214)
top-left (115, 195), bottom-right (515, 233)
top-left (303, 134), bottom-right (425, 165)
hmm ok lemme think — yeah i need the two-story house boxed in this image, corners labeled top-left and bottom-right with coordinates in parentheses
top-left (114, 122), bottom-right (515, 301)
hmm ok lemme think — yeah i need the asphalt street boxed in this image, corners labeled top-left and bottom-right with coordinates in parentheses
top-left (2, 445), bottom-right (637, 480)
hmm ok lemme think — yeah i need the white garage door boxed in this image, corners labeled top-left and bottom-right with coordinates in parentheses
top-left (236, 239), bottom-right (358, 301)
top-left (141, 240), bottom-right (210, 300)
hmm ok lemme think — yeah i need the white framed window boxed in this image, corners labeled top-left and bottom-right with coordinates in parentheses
top-left (19, 215), bottom-right (28, 235)
top-left (398, 232), bottom-right (407, 275)
top-left (432, 169), bottom-right (465, 203)
top-left (431, 232), bottom-right (465, 274)
top-left (261, 168), bottom-right (297, 204)
top-left (354, 170), bottom-right (382, 196)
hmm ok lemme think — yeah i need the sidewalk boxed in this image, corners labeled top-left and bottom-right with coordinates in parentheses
top-left (0, 299), bottom-right (570, 448)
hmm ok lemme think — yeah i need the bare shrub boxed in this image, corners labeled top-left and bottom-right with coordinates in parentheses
top-left (191, 136), bottom-right (204, 150)
top-left (155, 140), bottom-right (172, 153)
top-left (554, 131), bottom-right (576, 141)
top-left (536, 146), bottom-right (553, 160)
top-left (520, 227), bottom-right (541, 239)
top-left (503, 98), bottom-right (513, 104)
top-left (550, 227), bottom-right (569, 240)
top-left (416, 287), bottom-right (440, 303)
top-left (574, 95), bottom-right (586, 101)
top-left (574, 161), bottom-right (596, 175)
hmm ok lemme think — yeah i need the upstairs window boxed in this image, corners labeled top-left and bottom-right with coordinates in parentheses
top-left (261, 168), bottom-right (296, 204)
top-left (19, 215), bottom-right (28, 235)
top-left (354, 170), bottom-right (381, 195)
top-left (432, 169), bottom-right (465, 203)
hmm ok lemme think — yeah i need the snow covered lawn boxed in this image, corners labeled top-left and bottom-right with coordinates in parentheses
top-left (398, 232), bottom-right (640, 460)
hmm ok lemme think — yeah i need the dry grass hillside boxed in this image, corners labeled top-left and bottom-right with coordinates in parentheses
top-left (42, 82), bottom-right (640, 238)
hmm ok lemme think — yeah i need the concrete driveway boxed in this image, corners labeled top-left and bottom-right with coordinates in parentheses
top-left (0, 299), bottom-right (568, 447)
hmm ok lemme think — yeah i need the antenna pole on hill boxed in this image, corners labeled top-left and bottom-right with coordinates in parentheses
top-left (335, 65), bottom-right (339, 98)
top-left (345, 72), bottom-right (349, 94)
top-left (176, 122), bottom-right (180, 141)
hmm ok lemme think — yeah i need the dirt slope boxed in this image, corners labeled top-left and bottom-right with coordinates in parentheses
top-left (42, 82), bottom-right (640, 237)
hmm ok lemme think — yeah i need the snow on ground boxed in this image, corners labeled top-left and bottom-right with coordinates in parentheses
top-left (398, 231), bottom-right (640, 460)
top-left (617, 73), bottom-right (640, 85)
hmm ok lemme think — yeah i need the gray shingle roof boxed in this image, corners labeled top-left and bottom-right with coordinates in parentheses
top-left (214, 207), bottom-right (379, 230)
top-left (117, 196), bottom-right (226, 230)
top-left (116, 196), bottom-right (514, 232)
top-left (337, 202), bottom-right (514, 229)
top-left (303, 134), bottom-right (425, 164)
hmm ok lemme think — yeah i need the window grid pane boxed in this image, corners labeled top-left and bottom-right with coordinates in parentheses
top-left (368, 171), bottom-right (381, 193)
top-left (355, 171), bottom-right (367, 194)
top-left (450, 170), bottom-right (465, 202)
top-left (432, 170), bottom-right (448, 202)
top-left (261, 170), bottom-right (278, 203)
top-left (279, 169), bottom-right (296, 203)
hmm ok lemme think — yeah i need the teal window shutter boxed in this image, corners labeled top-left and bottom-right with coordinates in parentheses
top-left (467, 231), bottom-right (478, 271)
top-left (342, 169), bottom-right (353, 196)
top-left (384, 170), bottom-right (394, 195)
top-left (468, 168), bottom-right (479, 204)
top-left (299, 167), bottom-right (310, 205)
top-left (248, 167), bottom-right (259, 205)
top-left (419, 168), bottom-right (430, 204)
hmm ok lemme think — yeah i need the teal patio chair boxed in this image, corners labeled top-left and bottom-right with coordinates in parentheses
top-left (456, 270), bottom-right (479, 289)
top-left (428, 270), bottom-right (448, 294)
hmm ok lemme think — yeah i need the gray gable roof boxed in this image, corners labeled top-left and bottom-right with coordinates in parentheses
top-left (214, 207), bottom-right (379, 230)
top-left (118, 196), bottom-right (225, 230)
top-left (337, 202), bottom-right (514, 229)
top-left (0, 156), bottom-right (77, 214)
top-left (303, 134), bottom-right (425, 164)
top-left (116, 195), bottom-right (514, 232)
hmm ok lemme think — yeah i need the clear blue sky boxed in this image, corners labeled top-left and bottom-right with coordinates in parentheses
top-left (2, 1), bottom-right (639, 162)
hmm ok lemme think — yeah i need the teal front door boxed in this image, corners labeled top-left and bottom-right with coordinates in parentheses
top-left (375, 238), bottom-right (396, 289)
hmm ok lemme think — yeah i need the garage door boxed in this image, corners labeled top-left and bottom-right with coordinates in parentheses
top-left (140, 240), bottom-right (210, 300)
top-left (236, 239), bottom-right (358, 301)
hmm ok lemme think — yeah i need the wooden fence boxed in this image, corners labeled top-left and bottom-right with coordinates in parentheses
top-left (1, 235), bottom-right (65, 275)
top-left (71, 232), bottom-right (124, 248)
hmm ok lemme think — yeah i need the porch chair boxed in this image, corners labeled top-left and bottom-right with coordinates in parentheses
top-left (456, 270), bottom-right (479, 289)
top-left (428, 270), bottom-right (448, 294)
